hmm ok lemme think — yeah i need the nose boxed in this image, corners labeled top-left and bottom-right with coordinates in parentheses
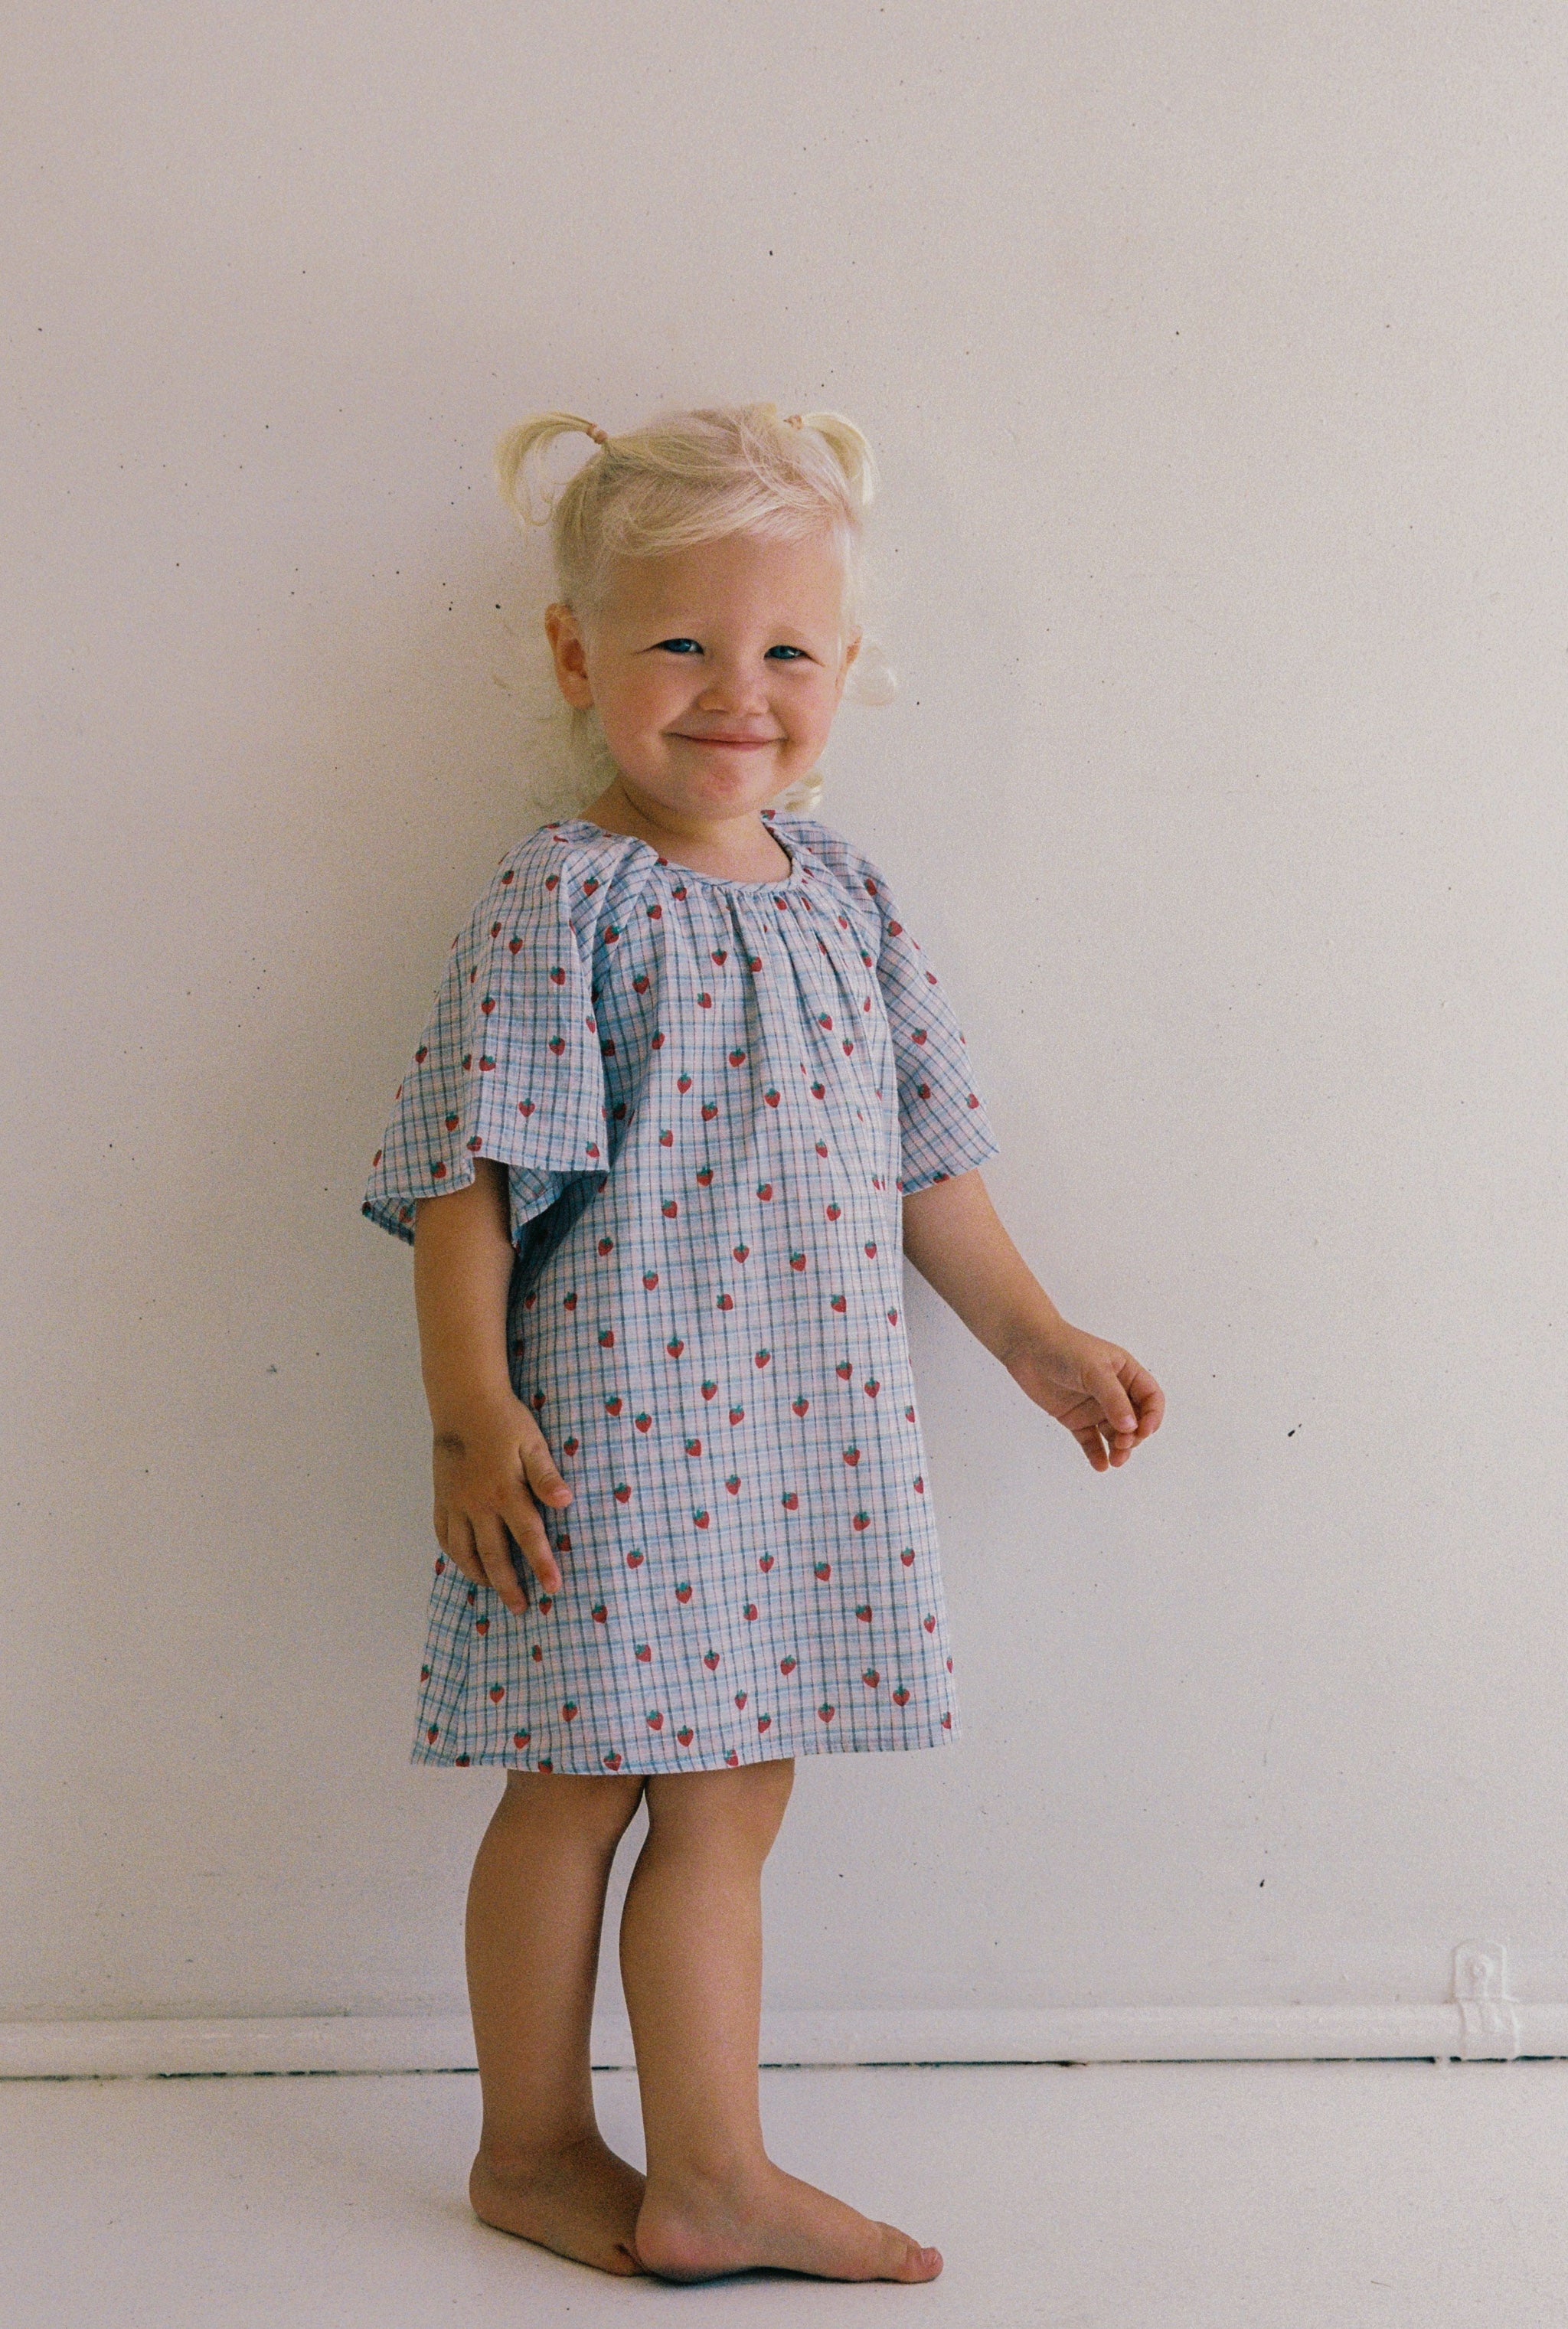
top-left (693, 654), bottom-right (769, 714)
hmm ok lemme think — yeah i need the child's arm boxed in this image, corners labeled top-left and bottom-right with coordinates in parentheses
top-left (901, 1168), bottom-right (1165, 1472)
top-left (412, 1159), bottom-right (572, 1612)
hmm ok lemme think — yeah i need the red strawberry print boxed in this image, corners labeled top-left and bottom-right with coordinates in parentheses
top-left (374, 816), bottom-right (995, 1770)
top-left (647, 1710), bottom-right (664, 1729)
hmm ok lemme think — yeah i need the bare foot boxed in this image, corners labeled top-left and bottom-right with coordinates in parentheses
top-left (635, 2159), bottom-right (941, 2283)
top-left (470, 2132), bottom-right (647, 2275)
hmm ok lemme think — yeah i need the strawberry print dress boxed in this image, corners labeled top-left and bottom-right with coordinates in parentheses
top-left (361, 808), bottom-right (999, 1774)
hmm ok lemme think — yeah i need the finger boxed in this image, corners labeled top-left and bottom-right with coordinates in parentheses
top-left (1074, 1422), bottom-right (1109, 1472)
top-left (1089, 1367), bottom-right (1141, 1439)
top-left (1122, 1364), bottom-right (1165, 1436)
top-left (503, 1483), bottom-right (565, 1596)
top-left (442, 1509), bottom-right (488, 1590)
top-left (519, 1428), bottom-right (573, 1509)
top-left (471, 1512), bottom-right (529, 1615)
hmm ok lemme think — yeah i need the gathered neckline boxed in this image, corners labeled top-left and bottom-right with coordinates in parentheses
top-left (554, 815), bottom-right (803, 891)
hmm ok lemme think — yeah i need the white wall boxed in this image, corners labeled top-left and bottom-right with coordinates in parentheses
top-left (5, 0), bottom-right (1568, 2030)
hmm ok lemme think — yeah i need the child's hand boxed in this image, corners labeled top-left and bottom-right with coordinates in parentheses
top-left (1004, 1319), bottom-right (1165, 1473)
top-left (430, 1393), bottom-right (573, 1615)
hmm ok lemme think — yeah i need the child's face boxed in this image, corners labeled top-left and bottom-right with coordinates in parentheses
top-left (546, 529), bottom-right (860, 823)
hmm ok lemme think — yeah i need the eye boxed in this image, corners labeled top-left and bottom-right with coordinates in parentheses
top-left (766, 645), bottom-right (809, 661)
top-left (655, 637), bottom-right (702, 655)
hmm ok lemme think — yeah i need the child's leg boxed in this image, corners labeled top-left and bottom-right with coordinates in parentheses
top-left (466, 1768), bottom-right (648, 2275)
top-left (622, 1760), bottom-right (942, 2284)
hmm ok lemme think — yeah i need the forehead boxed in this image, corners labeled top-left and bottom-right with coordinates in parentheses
top-left (599, 529), bottom-right (848, 630)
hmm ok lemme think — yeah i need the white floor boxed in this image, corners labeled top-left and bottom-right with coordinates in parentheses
top-left (5, 2060), bottom-right (1568, 2328)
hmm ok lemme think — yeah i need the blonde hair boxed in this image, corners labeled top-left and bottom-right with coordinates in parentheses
top-left (492, 402), bottom-right (894, 818)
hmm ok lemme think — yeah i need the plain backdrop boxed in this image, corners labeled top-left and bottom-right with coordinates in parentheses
top-left (4, 0), bottom-right (1567, 2028)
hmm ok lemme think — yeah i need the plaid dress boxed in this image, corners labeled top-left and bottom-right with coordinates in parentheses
top-left (362, 809), bottom-right (999, 1773)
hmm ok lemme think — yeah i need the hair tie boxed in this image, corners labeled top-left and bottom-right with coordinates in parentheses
top-left (585, 423), bottom-right (609, 446)
top-left (784, 413), bottom-right (804, 430)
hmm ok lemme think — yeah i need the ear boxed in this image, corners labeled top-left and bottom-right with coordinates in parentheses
top-left (544, 603), bottom-right (594, 709)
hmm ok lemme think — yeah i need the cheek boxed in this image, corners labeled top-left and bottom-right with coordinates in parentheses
top-left (782, 674), bottom-right (841, 744)
top-left (598, 668), bottom-right (679, 738)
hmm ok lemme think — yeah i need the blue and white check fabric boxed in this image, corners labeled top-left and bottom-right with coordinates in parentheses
top-left (363, 809), bottom-right (999, 1772)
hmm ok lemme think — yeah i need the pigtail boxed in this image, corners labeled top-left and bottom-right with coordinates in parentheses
top-left (494, 413), bottom-right (610, 530)
top-left (794, 410), bottom-right (877, 510)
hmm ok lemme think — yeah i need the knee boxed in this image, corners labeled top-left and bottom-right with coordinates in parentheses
top-left (500, 1768), bottom-right (646, 1853)
top-left (644, 1756), bottom-right (795, 1860)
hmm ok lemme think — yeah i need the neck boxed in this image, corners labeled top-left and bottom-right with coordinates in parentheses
top-left (583, 781), bottom-right (791, 880)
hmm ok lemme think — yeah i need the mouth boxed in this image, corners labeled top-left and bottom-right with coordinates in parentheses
top-left (671, 733), bottom-right (782, 750)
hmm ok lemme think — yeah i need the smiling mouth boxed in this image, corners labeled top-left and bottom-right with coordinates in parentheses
top-left (672, 733), bottom-right (782, 748)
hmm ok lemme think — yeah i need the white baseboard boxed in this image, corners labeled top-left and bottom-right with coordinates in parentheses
top-left (3, 2001), bottom-right (1566, 2079)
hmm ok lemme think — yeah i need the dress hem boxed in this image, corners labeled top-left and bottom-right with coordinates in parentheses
top-left (409, 1718), bottom-right (961, 1776)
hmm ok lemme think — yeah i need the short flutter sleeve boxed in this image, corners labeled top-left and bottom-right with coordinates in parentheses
top-left (361, 836), bottom-right (609, 1247)
top-left (785, 815), bottom-right (1001, 1196)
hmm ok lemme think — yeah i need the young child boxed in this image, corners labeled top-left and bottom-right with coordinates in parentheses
top-left (361, 403), bottom-right (1164, 2285)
